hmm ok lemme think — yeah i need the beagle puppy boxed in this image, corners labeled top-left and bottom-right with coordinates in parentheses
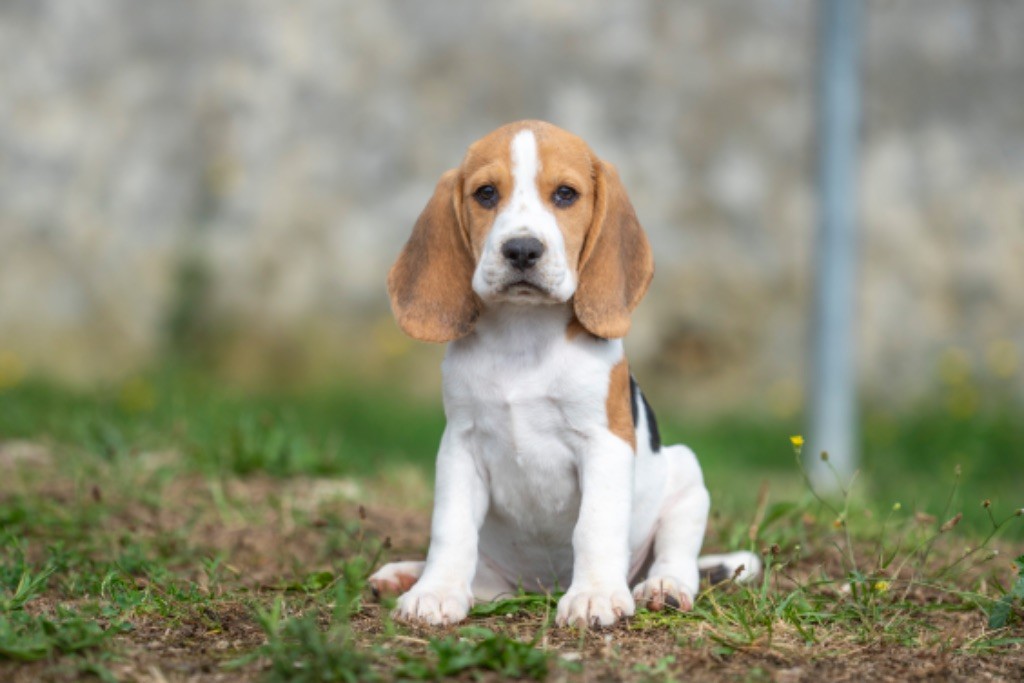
top-left (370, 120), bottom-right (758, 627)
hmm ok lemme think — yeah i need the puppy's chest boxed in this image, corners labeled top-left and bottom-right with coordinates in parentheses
top-left (445, 342), bottom-right (609, 515)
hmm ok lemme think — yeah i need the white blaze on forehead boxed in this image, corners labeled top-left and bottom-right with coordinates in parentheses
top-left (510, 130), bottom-right (542, 211)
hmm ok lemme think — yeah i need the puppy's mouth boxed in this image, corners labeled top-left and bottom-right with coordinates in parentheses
top-left (503, 280), bottom-right (546, 293)
top-left (499, 279), bottom-right (553, 300)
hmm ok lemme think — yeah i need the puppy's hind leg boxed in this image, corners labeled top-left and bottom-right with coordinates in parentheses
top-left (699, 552), bottom-right (762, 585)
top-left (632, 445), bottom-right (709, 612)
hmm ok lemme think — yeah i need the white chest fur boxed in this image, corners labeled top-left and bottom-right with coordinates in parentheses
top-left (442, 303), bottom-right (624, 589)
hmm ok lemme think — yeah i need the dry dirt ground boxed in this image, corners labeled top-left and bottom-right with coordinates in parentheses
top-left (2, 448), bottom-right (1022, 682)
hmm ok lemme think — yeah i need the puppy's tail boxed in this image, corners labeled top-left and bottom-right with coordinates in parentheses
top-left (698, 551), bottom-right (762, 585)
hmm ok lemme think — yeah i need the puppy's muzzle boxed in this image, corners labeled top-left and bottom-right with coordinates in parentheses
top-left (501, 237), bottom-right (545, 271)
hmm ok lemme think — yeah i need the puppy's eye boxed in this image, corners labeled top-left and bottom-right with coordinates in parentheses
top-left (553, 185), bottom-right (578, 208)
top-left (473, 184), bottom-right (499, 208)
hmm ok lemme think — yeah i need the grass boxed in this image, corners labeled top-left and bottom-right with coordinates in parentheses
top-left (3, 367), bottom-right (1021, 530)
top-left (1, 368), bottom-right (1022, 680)
top-left (0, 368), bottom-right (444, 478)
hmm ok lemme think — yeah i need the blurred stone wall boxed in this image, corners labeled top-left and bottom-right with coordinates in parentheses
top-left (0, 0), bottom-right (1021, 413)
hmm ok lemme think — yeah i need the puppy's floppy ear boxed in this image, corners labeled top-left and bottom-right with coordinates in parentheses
top-left (387, 169), bottom-right (480, 342)
top-left (573, 159), bottom-right (654, 339)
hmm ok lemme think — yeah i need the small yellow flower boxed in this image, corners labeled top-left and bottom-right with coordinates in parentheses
top-left (790, 435), bottom-right (804, 448)
top-left (892, 502), bottom-right (902, 511)
top-left (873, 581), bottom-right (890, 593)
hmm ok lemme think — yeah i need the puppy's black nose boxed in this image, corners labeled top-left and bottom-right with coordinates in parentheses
top-left (501, 237), bottom-right (545, 271)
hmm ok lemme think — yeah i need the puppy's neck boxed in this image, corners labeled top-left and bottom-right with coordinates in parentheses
top-left (461, 302), bottom-right (573, 357)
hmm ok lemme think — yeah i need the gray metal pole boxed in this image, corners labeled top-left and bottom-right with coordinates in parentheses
top-left (808, 0), bottom-right (862, 490)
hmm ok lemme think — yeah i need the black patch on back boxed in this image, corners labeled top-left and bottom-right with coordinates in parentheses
top-left (629, 375), bottom-right (662, 453)
top-left (642, 391), bottom-right (662, 452)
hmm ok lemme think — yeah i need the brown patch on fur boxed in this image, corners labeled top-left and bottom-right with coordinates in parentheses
top-left (573, 160), bottom-right (654, 339)
top-left (606, 359), bottom-right (636, 451)
top-left (530, 123), bottom-right (597, 273)
top-left (460, 130), bottom-right (515, 258)
top-left (387, 170), bottom-right (480, 342)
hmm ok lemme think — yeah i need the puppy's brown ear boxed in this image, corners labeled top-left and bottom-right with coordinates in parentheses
top-left (573, 160), bottom-right (654, 339)
top-left (387, 170), bottom-right (479, 342)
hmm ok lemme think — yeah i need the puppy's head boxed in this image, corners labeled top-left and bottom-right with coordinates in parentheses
top-left (387, 120), bottom-right (653, 342)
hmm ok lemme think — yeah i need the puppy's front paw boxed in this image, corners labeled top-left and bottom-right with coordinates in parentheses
top-left (556, 585), bottom-right (634, 628)
top-left (632, 575), bottom-right (694, 612)
top-left (395, 585), bottom-right (472, 626)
